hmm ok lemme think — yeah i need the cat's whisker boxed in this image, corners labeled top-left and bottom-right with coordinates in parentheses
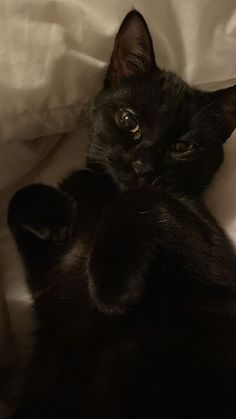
top-left (89, 143), bottom-right (106, 151)
top-left (87, 154), bottom-right (107, 163)
top-left (151, 173), bottom-right (168, 186)
top-left (152, 176), bottom-right (161, 186)
top-left (81, 168), bottom-right (100, 175)
top-left (87, 149), bottom-right (106, 157)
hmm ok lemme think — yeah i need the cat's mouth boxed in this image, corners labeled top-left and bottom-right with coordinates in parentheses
top-left (87, 155), bottom-right (155, 191)
top-left (112, 171), bottom-right (154, 191)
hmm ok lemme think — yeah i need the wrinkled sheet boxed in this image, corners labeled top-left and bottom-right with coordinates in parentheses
top-left (0, 0), bottom-right (236, 415)
top-left (0, 0), bottom-right (236, 144)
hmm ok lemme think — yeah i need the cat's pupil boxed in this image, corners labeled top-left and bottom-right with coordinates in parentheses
top-left (120, 110), bottom-right (140, 134)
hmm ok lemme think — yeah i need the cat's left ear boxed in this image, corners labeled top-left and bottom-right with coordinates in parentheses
top-left (209, 85), bottom-right (236, 141)
top-left (105, 10), bottom-right (157, 87)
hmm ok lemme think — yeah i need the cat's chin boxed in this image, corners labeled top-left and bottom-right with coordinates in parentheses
top-left (113, 175), bottom-right (151, 192)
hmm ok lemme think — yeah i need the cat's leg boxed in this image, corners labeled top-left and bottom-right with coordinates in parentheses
top-left (59, 169), bottom-right (116, 228)
top-left (88, 185), bottom-right (236, 315)
top-left (8, 184), bottom-right (77, 275)
top-left (7, 184), bottom-right (82, 419)
top-left (88, 189), bottom-right (157, 315)
top-left (8, 169), bottom-right (115, 272)
top-left (7, 170), bottom-right (115, 295)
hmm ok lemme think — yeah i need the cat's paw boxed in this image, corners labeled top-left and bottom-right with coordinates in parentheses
top-left (88, 250), bottom-right (146, 316)
top-left (87, 188), bottom-right (161, 316)
top-left (8, 184), bottom-right (76, 244)
top-left (87, 209), bottom-right (151, 316)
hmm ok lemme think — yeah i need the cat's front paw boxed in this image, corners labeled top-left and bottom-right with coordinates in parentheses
top-left (88, 239), bottom-right (145, 316)
top-left (8, 184), bottom-right (76, 244)
top-left (87, 199), bottom-right (153, 315)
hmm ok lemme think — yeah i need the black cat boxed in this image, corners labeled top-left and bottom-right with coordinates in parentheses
top-left (8, 10), bottom-right (236, 419)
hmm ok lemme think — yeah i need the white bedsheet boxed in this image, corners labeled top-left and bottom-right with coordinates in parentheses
top-left (0, 0), bottom-right (236, 143)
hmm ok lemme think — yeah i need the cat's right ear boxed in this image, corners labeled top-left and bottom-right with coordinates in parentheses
top-left (204, 85), bottom-right (236, 141)
top-left (105, 10), bottom-right (157, 87)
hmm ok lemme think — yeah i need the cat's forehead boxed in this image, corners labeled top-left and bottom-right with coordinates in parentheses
top-left (98, 68), bottom-right (224, 143)
top-left (109, 70), bottom-right (192, 116)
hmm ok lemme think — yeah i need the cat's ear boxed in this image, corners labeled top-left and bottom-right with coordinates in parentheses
top-left (208, 85), bottom-right (236, 141)
top-left (105, 10), bottom-right (157, 87)
top-left (220, 85), bottom-right (236, 137)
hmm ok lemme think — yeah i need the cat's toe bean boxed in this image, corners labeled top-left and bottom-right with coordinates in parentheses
top-left (8, 184), bottom-right (76, 244)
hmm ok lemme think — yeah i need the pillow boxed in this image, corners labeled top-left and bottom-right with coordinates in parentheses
top-left (0, 0), bottom-right (236, 143)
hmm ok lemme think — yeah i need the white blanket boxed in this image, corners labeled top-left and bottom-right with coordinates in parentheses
top-left (0, 0), bottom-right (236, 144)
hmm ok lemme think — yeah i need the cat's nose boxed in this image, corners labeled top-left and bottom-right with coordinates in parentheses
top-left (132, 160), bottom-right (152, 175)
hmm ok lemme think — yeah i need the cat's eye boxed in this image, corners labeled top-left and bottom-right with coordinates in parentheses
top-left (117, 109), bottom-right (141, 140)
top-left (171, 140), bottom-right (196, 154)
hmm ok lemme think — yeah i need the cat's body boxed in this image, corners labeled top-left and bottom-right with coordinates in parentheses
top-left (8, 11), bottom-right (236, 419)
top-left (8, 176), bottom-right (236, 419)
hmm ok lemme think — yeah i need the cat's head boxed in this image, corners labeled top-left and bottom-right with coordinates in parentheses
top-left (89, 10), bottom-right (236, 195)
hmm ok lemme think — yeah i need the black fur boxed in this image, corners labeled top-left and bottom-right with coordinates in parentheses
top-left (8, 10), bottom-right (236, 419)
top-left (89, 12), bottom-right (236, 194)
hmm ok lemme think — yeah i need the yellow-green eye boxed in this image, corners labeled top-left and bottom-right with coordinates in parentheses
top-left (117, 109), bottom-right (141, 140)
top-left (172, 140), bottom-right (195, 154)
